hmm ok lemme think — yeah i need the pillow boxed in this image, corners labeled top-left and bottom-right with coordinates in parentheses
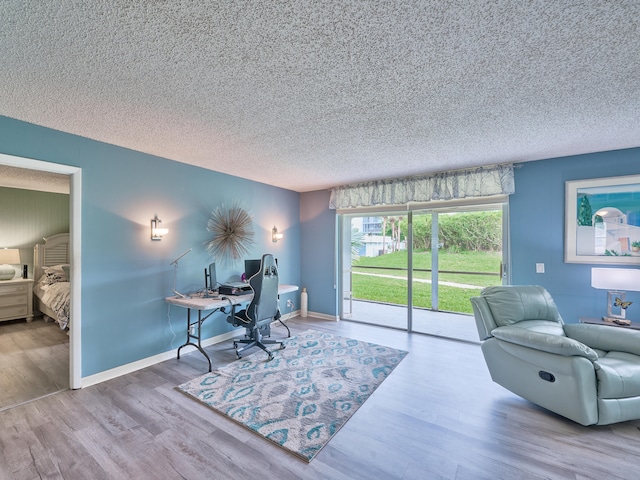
top-left (43, 264), bottom-right (69, 285)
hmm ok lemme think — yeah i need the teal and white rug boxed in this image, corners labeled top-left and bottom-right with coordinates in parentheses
top-left (177, 329), bottom-right (408, 462)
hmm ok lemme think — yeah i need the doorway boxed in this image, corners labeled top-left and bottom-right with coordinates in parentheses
top-left (0, 153), bottom-right (82, 393)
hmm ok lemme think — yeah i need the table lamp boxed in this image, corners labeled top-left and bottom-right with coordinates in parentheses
top-left (591, 267), bottom-right (640, 323)
top-left (0, 248), bottom-right (20, 281)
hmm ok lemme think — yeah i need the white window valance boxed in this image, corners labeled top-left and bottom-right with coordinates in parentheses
top-left (329, 163), bottom-right (515, 209)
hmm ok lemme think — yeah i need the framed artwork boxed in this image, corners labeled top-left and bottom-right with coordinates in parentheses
top-left (565, 174), bottom-right (640, 264)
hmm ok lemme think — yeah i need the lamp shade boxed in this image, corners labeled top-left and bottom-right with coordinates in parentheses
top-left (0, 248), bottom-right (20, 264)
top-left (0, 248), bottom-right (20, 281)
top-left (591, 268), bottom-right (640, 292)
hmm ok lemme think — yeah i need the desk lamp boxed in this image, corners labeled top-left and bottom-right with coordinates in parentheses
top-left (0, 248), bottom-right (20, 281)
top-left (591, 267), bottom-right (640, 323)
top-left (170, 248), bottom-right (192, 298)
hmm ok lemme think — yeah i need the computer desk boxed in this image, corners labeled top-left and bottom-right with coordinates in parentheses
top-left (166, 284), bottom-right (298, 371)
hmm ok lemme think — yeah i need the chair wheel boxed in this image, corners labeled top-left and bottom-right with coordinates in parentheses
top-left (280, 344), bottom-right (286, 350)
top-left (236, 353), bottom-right (242, 359)
top-left (267, 354), bottom-right (274, 361)
top-left (233, 342), bottom-right (238, 348)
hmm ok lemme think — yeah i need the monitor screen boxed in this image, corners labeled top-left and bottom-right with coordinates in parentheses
top-left (244, 259), bottom-right (262, 281)
top-left (207, 262), bottom-right (217, 289)
top-left (244, 257), bottom-right (277, 281)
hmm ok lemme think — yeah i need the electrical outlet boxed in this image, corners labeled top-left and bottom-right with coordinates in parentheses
top-left (536, 263), bottom-right (545, 274)
top-left (286, 299), bottom-right (293, 308)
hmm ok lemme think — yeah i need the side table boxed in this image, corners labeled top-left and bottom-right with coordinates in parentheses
top-left (579, 316), bottom-right (640, 331)
top-left (0, 278), bottom-right (34, 323)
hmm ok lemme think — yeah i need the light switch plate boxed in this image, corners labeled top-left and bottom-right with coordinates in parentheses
top-left (536, 263), bottom-right (545, 273)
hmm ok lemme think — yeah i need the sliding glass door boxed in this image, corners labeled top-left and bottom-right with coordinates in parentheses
top-left (339, 203), bottom-right (508, 341)
top-left (342, 213), bottom-right (409, 329)
top-left (410, 207), bottom-right (505, 341)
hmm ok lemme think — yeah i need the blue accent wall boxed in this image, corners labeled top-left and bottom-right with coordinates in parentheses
top-left (0, 115), bottom-right (300, 377)
top-left (300, 190), bottom-right (337, 317)
top-left (510, 148), bottom-right (640, 323)
top-left (3, 111), bottom-right (639, 377)
top-left (300, 148), bottom-right (640, 326)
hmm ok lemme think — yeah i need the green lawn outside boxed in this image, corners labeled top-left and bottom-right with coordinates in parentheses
top-left (352, 250), bottom-right (502, 313)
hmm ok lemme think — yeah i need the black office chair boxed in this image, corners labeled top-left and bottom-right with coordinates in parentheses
top-left (227, 254), bottom-right (285, 360)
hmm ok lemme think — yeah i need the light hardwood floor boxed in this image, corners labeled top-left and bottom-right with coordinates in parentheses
top-left (0, 317), bottom-right (69, 411)
top-left (2, 316), bottom-right (640, 479)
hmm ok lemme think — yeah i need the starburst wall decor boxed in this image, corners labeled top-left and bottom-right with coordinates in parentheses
top-left (206, 203), bottom-right (255, 263)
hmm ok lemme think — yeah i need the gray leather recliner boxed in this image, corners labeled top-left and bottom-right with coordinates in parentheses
top-left (471, 285), bottom-right (640, 425)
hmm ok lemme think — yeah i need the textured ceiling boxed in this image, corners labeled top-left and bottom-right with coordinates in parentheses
top-left (1, 1), bottom-right (639, 193)
top-left (0, 164), bottom-right (69, 194)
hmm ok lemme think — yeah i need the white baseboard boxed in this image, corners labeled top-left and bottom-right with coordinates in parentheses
top-left (279, 309), bottom-right (300, 322)
top-left (278, 310), bottom-right (339, 322)
top-left (80, 329), bottom-right (240, 388)
top-left (81, 310), bottom-right (339, 388)
top-left (304, 311), bottom-right (340, 321)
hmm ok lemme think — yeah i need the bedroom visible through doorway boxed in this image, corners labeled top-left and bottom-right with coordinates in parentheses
top-left (0, 180), bottom-right (71, 410)
top-left (0, 153), bottom-right (82, 400)
top-left (0, 318), bottom-right (69, 411)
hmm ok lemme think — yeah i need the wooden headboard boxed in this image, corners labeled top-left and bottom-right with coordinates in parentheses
top-left (34, 233), bottom-right (70, 281)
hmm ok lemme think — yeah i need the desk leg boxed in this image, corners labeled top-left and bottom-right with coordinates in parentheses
top-left (176, 308), bottom-right (213, 372)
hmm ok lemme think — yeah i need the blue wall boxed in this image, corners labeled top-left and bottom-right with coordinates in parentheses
top-left (3, 111), bottom-right (638, 377)
top-left (0, 116), bottom-right (300, 377)
top-left (300, 190), bottom-right (337, 317)
top-left (510, 148), bottom-right (640, 323)
top-left (300, 148), bottom-right (640, 325)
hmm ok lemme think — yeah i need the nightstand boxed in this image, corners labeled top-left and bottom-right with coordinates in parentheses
top-left (0, 278), bottom-right (34, 323)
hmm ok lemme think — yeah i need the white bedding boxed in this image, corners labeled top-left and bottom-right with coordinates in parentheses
top-left (34, 276), bottom-right (70, 330)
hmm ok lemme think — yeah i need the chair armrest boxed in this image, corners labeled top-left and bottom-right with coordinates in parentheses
top-left (471, 296), bottom-right (497, 340)
top-left (564, 323), bottom-right (640, 356)
top-left (492, 326), bottom-right (598, 361)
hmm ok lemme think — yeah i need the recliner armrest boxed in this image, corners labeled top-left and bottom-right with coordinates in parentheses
top-left (564, 323), bottom-right (640, 357)
top-left (471, 296), bottom-right (497, 340)
top-left (492, 326), bottom-right (598, 361)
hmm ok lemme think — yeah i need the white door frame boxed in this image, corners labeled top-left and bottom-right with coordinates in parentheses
top-left (0, 153), bottom-right (82, 389)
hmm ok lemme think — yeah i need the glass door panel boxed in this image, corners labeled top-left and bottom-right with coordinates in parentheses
top-left (346, 214), bottom-right (408, 329)
top-left (412, 207), bottom-right (504, 342)
top-left (340, 215), bottom-right (353, 319)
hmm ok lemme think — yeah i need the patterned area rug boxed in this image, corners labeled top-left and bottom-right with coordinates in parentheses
top-left (177, 329), bottom-right (408, 462)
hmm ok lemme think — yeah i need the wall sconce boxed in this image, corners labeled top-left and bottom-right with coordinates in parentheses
top-left (591, 267), bottom-right (640, 323)
top-left (0, 248), bottom-right (20, 281)
top-left (151, 216), bottom-right (169, 241)
top-left (272, 226), bottom-right (283, 243)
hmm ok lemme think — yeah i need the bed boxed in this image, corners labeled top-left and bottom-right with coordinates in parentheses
top-left (33, 233), bottom-right (71, 330)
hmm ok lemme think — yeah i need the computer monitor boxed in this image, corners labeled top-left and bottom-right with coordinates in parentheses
top-left (203, 262), bottom-right (218, 297)
top-left (206, 263), bottom-right (217, 289)
top-left (244, 259), bottom-right (262, 281)
top-left (244, 257), bottom-right (277, 281)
